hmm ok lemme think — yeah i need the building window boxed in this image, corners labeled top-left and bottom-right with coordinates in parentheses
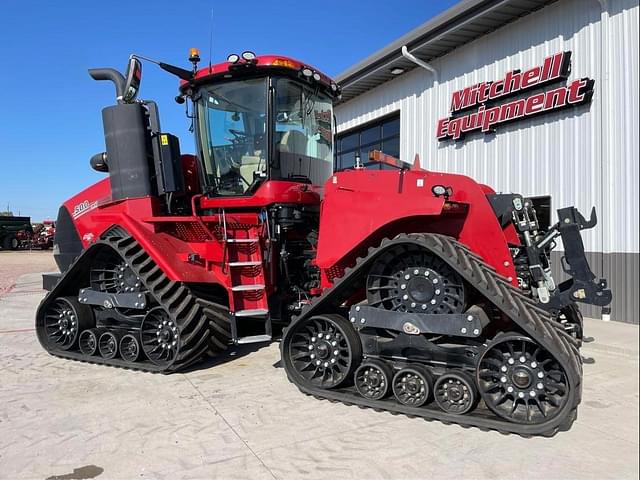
top-left (335, 114), bottom-right (400, 170)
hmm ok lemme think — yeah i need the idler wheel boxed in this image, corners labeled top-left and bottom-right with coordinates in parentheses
top-left (283, 314), bottom-right (362, 389)
top-left (90, 250), bottom-right (142, 294)
top-left (43, 297), bottom-right (93, 351)
top-left (366, 244), bottom-right (466, 314)
top-left (477, 335), bottom-right (570, 424)
top-left (140, 307), bottom-right (180, 367)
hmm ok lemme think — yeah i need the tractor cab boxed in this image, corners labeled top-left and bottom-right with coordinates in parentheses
top-left (181, 53), bottom-right (340, 198)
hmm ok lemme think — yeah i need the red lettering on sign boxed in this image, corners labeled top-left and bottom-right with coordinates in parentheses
top-left (488, 80), bottom-right (505, 99)
top-left (450, 88), bottom-right (471, 112)
top-left (525, 93), bottom-right (546, 115)
top-left (499, 99), bottom-right (525, 122)
top-left (567, 78), bottom-right (588, 103)
top-left (544, 86), bottom-right (568, 109)
top-left (521, 66), bottom-right (541, 88)
top-left (437, 51), bottom-right (593, 141)
top-left (436, 118), bottom-right (450, 139)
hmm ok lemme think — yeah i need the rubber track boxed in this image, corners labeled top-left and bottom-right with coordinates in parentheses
top-left (282, 233), bottom-right (583, 436)
top-left (36, 229), bottom-right (231, 373)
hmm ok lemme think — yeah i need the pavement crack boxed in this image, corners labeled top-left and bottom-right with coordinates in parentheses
top-left (182, 375), bottom-right (279, 480)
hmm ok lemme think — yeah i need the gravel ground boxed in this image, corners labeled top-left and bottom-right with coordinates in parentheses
top-left (0, 251), bottom-right (57, 297)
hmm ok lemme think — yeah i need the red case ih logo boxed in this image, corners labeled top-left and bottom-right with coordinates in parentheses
top-left (436, 51), bottom-right (594, 141)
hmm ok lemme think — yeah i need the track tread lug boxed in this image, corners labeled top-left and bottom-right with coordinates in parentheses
top-left (179, 314), bottom-right (209, 347)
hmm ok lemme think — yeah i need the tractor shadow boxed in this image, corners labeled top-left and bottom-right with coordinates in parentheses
top-left (181, 340), bottom-right (278, 373)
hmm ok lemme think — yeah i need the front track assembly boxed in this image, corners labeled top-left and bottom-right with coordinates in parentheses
top-left (282, 234), bottom-right (583, 436)
top-left (36, 229), bottom-right (231, 372)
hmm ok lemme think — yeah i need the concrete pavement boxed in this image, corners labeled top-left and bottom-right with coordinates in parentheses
top-left (0, 273), bottom-right (638, 480)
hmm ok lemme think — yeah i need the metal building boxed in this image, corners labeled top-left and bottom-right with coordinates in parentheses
top-left (334, 0), bottom-right (639, 323)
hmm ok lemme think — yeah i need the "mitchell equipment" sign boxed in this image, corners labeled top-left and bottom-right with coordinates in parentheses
top-left (436, 51), bottom-right (594, 141)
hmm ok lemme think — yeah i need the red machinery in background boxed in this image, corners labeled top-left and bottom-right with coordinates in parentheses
top-left (0, 217), bottom-right (55, 250)
top-left (31, 220), bottom-right (56, 249)
top-left (36, 50), bottom-right (611, 436)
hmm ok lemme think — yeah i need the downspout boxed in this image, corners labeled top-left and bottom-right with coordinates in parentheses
top-left (596, 0), bottom-right (610, 321)
top-left (401, 46), bottom-right (439, 83)
top-left (401, 46), bottom-right (439, 169)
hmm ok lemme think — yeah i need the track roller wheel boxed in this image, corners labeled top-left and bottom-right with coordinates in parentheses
top-left (79, 328), bottom-right (104, 356)
top-left (392, 365), bottom-right (434, 407)
top-left (43, 297), bottom-right (93, 351)
top-left (120, 333), bottom-right (141, 363)
top-left (283, 314), bottom-right (362, 389)
top-left (434, 371), bottom-right (478, 415)
top-left (477, 335), bottom-right (570, 424)
top-left (98, 331), bottom-right (121, 359)
top-left (141, 307), bottom-right (180, 367)
top-left (354, 359), bottom-right (393, 400)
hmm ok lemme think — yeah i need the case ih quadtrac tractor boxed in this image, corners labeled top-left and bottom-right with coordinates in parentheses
top-left (37, 49), bottom-right (611, 436)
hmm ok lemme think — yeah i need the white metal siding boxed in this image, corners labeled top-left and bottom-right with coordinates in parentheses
top-left (336, 0), bottom-right (639, 257)
top-left (603, 0), bottom-right (639, 254)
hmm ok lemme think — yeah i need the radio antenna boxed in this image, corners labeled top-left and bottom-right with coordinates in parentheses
top-left (208, 8), bottom-right (214, 73)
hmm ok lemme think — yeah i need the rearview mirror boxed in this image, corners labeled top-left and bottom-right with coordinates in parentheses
top-left (122, 57), bottom-right (142, 103)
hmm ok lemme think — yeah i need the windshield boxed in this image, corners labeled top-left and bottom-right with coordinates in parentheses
top-left (196, 76), bottom-right (333, 196)
top-left (197, 78), bottom-right (268, 195)
top-left (273, 78), bottom-right (333, 185)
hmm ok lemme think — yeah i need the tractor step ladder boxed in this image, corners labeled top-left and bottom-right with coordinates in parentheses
top-left (221, 208), bottom-right (272, 344)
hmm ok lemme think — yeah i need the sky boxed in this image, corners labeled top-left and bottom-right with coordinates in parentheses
top-left (0, 0), bottom-right (458, 221)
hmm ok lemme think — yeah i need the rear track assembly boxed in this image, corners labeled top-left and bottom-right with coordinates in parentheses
top-left (36, 229), bottom-right (231, 372)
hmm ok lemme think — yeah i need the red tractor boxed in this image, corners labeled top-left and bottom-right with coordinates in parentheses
top-left (37, 50), bottom-right (611, 436)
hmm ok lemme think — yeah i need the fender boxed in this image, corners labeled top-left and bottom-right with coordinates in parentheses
top-left (316, 169), bottom-right (518, 288)
top-left (58, 179), bottom-right (227, 285)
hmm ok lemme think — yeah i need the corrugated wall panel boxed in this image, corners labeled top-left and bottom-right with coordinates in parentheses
top-left (336, 0), bottom-right (639, 323)
top-left (604, 0), bottom-right (639, 253)
top-left (602, 0), bottom-right (640, 323)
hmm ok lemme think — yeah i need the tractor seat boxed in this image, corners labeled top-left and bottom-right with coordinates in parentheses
top-left (278, 130), bottom-right (308, 154)
top-left (238, 154), bottom-right (264, 186)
